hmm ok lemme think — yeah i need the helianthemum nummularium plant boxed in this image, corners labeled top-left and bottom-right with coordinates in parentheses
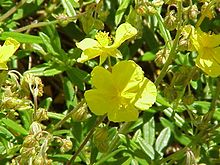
top-left (0, 38), bottom-right (20, 70)
top-left (76, 22), bottom-right (137, 64)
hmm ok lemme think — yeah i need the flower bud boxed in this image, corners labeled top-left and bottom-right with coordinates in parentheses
top-left (155, 48), bottom-right (169, 67)
top-left (164, 86), bottom-right (178, 102)
top-left (188, 5), bottom-right (199, 20)
top-left (201, 2), bottom-right (216, 20)
top-left (164, 10), bottom-right (178, 31)
top-left (183, 94), bottom-right (195, 105)
top-left (23, 135), bottom-right (38, 148)
top-left (178, 37), bottom-right (190, 51)
top-left (20, 147), bottom-right (36, 159)
top-left (136, 5), bottom-right (157, 16)
top-left (93, 127), bottom-right (109, 153)
top-left (35, 108), bottom-right (48, 122)
top-left (60, 139), bottom-right (73, 153)
top-left (29, 122), bottom-right (42, 135)
top-left (72, 103), bottom-right (90, 122)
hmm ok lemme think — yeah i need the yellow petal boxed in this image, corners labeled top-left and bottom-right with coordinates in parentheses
top-left (195, 48), bottom-right (220, 77)
top-left (134, 78), bottom-right (157, 110)
top-left (85, 89), bottom-right (116, 115)
top-left (0, 62), bottom-right (8, 70)
top-left (107, 105), bottom-right (139, 122)
top-left (91, 66), bottom-right (115, 91)
top-left (112, 60), bottom-right (144, 93)
top-left (112, 23), bottom-right (137, 48)
top-left (77, 48), bottom-right (103, 63)
top-left (197, 29), bottom-right (220, 48)
top-left (76, 38), bottom-right (100, 50)
top-left (4, 37), bottom-right (20, 49)
top-left (0, 38), bottom-right (20, 63)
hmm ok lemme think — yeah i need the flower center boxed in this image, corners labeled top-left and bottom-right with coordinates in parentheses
top-left (95, 32), bottom-right (112, 47)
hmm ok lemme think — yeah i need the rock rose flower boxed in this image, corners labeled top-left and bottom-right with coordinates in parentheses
top-left (84, 60), bottom-right (157, 122)
top-left (0, 38), bottom-right (20, 70)
top-left (183, 25), bottom-right (220, 77)
top-left (76, 23), bottom-right (137, 64)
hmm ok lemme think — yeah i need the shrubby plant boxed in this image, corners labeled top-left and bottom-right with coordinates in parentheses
top-left (0, 0), bottom-right (220, 164)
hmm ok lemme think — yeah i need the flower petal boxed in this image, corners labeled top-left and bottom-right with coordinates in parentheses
top-left (77, 48), bottom-right (103, 63)
top-left (0, 62), bottom-right (8, 70)
top-left (134, 78), bottom-right (157, 110)
top-left (195, 48), bottom-right (220, 77)
top-left (91, 66), bottom-right (115, 91)
top-left (197, 29), bottom-right (220, 48)
top-left (76, 38), bottom-right (100, 50)
top-left (0, 38), bottom-right (20, 62)
top-left (112, 61), bottom-right (144, 94)
top-left (112, 23), bottom-right (137, 48)
top-left (107, 105), bottom-right (139, 122)
top-left (85, 89), bottom-right (116, 115)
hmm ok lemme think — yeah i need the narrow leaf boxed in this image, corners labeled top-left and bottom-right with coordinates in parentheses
top-left (1, 118), bottom-right (28, 136)
top-left (0, 32), bottom-right (43, 43)
top-left (143, 117), bottom-right (155, 146)
top-left (155, 127), bottom-right (171, 156)
top-left (138, 137), bottom-right (155, 160)
top-left (115, 0), bottom-right (131, 26)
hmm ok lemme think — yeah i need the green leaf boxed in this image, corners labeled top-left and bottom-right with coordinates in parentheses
top-left (39, 32), bottom-right (58, 55)
top-left (137, 137), bottom-right (155, 160)
top-left (63, 77), bottom-right (76, 109)
top-left (61, 0), bottom-right (76, 17)
top-left (115, 0), bottom-right (131, 26)
top-left (140, 52), bottom-right (156, 61)
top-left (0, 32), bottom-right (43, 43)
top-left (155, 127), bottom-right (171, 156)
top-left (25, 63), bottom-right (66, 76)
top-left (143, 117), bottom-right (155, 146)
top-left (1, 118), bottom-right (28, 136)
top-left (160, 117), bottom-right (191, 146)
top-left (0, 126), bottom-right (15, 139)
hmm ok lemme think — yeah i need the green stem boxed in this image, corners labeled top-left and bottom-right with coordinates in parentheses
top-left (66, 115), bottom-right (106, 165)
top-left (195, 0), bottom-right (217, 28)
top-left (53, 99), bottom-right (86, 130)
top-left (0, 0), bottom-right (27, 22)
top-left (14, 20), bottom-right (58, 32)
top-left (154, 1), bottom-right (183, 87)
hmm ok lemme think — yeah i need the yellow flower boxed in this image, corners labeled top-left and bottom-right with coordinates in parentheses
top-left (0, 38), bottom-right (20, 70)
top-left (76, 23), bottom-right (137, 65)
top-left (84, 60), bottom-right (157, 122)
top-left (183, 25), bottom-right (220, 77)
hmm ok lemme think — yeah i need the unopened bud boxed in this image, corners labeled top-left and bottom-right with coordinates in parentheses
top-left (35, 108), bottom-right (48, 122)
top-left (136, 5), bottom-right (157, 16)
top-left (93, 127), bottom-right (109, 153)
top-left (164, 86), bottom-right (178, 102)
top-left (164, 10), bottom-right (178, 31)
top-left (29, 122), bottom-right (42, 135)
top-left (201, 2), bottom-right (216, 20)
top-left (183, 94), bottom-right (194, 105)
top-left (60, 139), bottom-right (73, 153)
top-left (155, 48), bottom-right (169, 67)
top-left (188, 5), bottom-right (199, 20)
top-left (20, 147), bottom-right (36, 159)
top-left (72, 103), bottom-right (90, 121)
top-left (23, 135), bottom-right (38, 148)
